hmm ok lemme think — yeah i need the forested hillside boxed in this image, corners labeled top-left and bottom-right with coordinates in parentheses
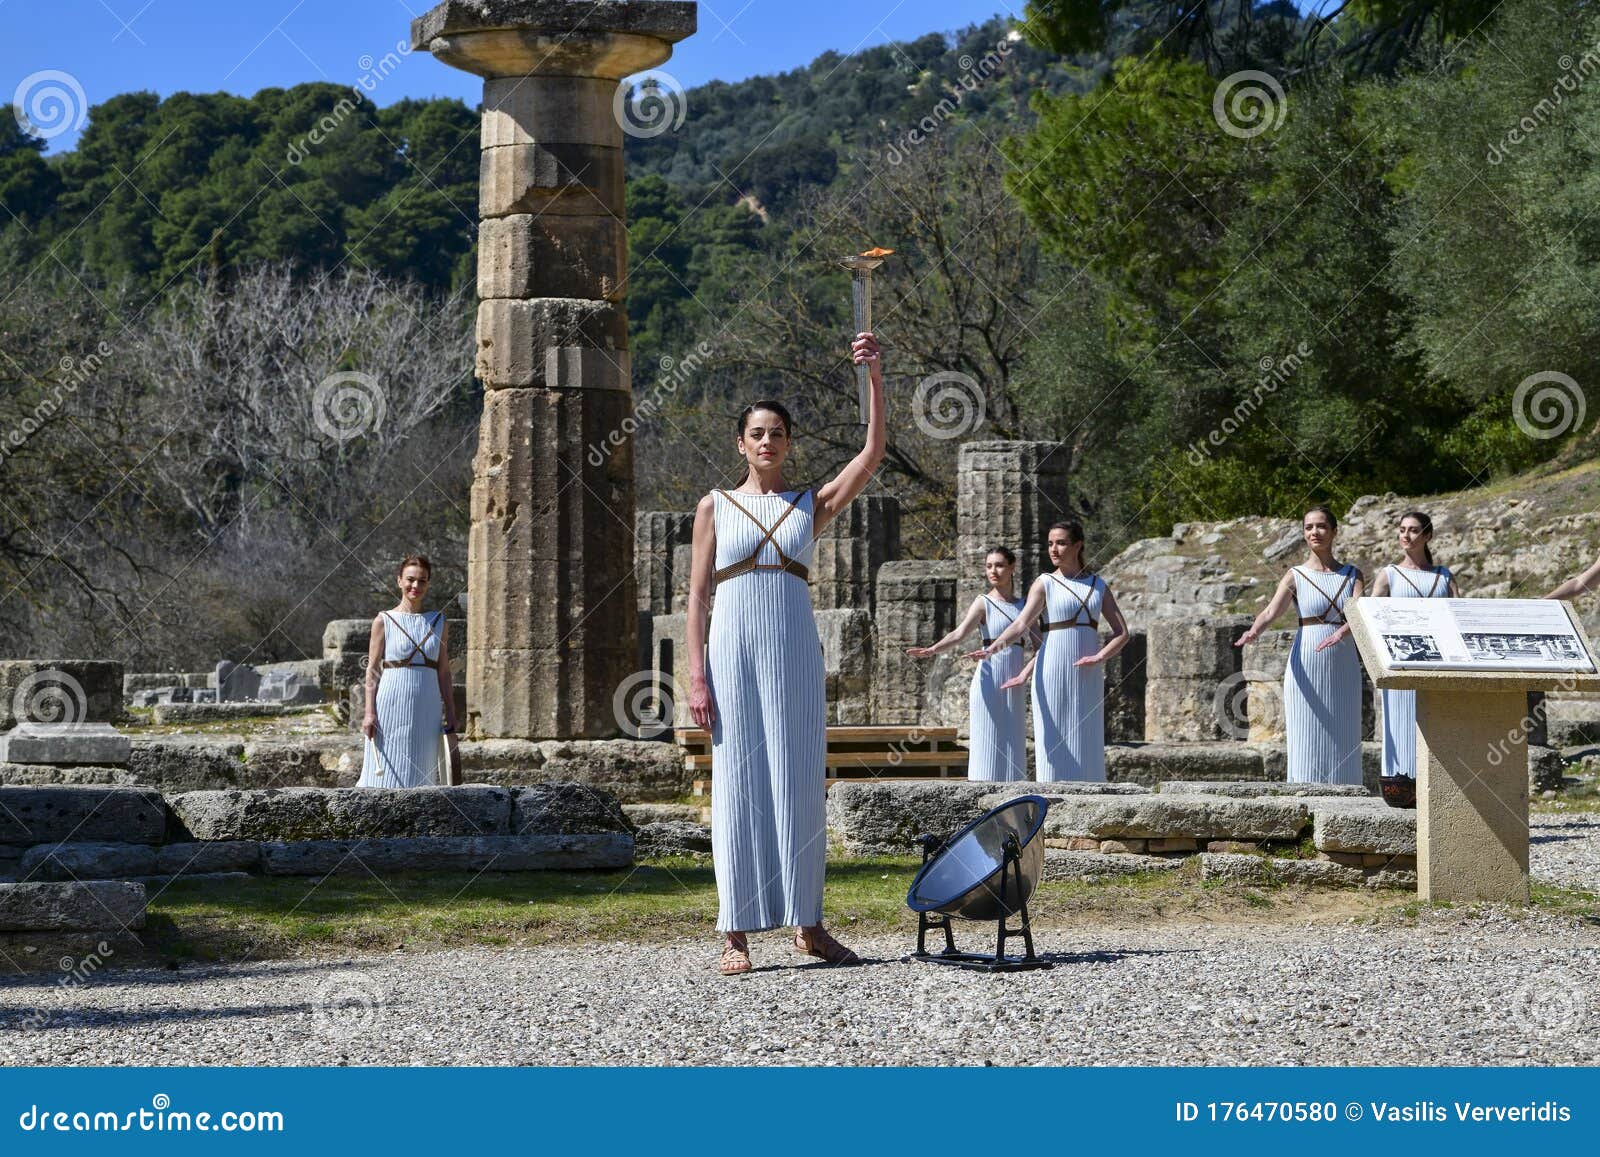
top-left (3, 0), bottom-right (1599, 666)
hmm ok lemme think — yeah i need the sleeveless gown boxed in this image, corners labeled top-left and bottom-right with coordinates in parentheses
top-left (1284, 565), bottom-right (1363, 784)
top-left (707, 488), bottom-right (827, 933)
top-left (968, 594), bottom-right (1028, 782)
top-left (1032, 573), bottom-right (1107, 782)
top-left (1380, 565), bottom-right (1452, 779)
top-left (358, 609), bottom-right (447, 788)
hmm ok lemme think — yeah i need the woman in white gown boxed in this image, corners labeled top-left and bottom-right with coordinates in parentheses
top-left (906, 546), bottom-right (1036, 781)
top-left (359, 554), bottom-right (459, 788)
top-left (685, 331), bottom-right (885, 977)
top-left (971, 522), bottom-right (1130, 781)
top-left (1236, 505), bottom-right (1364, 785)
top-left (1368, 511), bottom-right (1457, 805)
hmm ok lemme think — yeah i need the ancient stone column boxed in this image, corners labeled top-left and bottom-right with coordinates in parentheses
top-left (872, 561), bottom-right (957, 724)
top-left (956, 441), bottom-right (1071, 611)
top-left (411, 1), bottom-right (696, 738)
top-left (1144, 616), bottom-right (1250, 741)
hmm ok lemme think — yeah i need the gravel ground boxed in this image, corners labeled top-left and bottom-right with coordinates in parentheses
top-left (0, 810), bottom-right (1594, 1067)
top-left (1531, 813), bottom-right (1600, 893)
top-left (2, 910), bottom-right (1597, 1066)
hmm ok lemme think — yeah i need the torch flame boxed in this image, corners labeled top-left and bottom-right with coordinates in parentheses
top-left (859, 246), bottom-right (894, 258)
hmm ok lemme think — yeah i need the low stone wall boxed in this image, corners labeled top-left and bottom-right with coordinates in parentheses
top-left (826, 780), bottom-right (1416, 888)
top-left (0, 661), bottom-right (123, 729)
top-left (0, 783), bottom-right (636, 931)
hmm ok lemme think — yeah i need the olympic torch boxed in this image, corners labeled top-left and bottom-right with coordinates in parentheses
top-left (837, 246), bottom-right (893, 423)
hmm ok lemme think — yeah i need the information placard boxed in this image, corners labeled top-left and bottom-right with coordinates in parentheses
top-left (1359, 597), bottom-right (1595, 672)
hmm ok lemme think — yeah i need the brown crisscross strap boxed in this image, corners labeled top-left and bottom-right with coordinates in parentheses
top-left (1294, 565), bottom-right (1353, 626)
top-left (1041, 573), bottom-right (1100, 631)
top-left (381, 611), bottom-right (441, 669)
top-left (712, 489), bottom-right (811, 585)
top-left (1393, 565), bottom-right (1443, 598)
top-left (981, 595), bottom-right (1023, 647)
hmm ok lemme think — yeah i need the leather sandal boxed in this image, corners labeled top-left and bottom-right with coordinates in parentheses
top-left (719, 939), bottom-right (752, 976)
top-left (793, 926), bottom-right (860, 966)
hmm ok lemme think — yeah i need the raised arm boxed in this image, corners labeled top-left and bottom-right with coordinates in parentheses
top-left (968, 575), bottom-right (1047, 659)
top-left (686, 493), bottom-right (718, 729)
top-left (907, 596), bottom-right (986, 659)
top-left (1236, 571), bottom-right (1297, 647)
top-left (812, 332), bottom-right (885, 535)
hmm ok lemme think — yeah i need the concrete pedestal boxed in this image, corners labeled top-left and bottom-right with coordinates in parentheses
top-left (1415, 690), bottom-right (1529, 903)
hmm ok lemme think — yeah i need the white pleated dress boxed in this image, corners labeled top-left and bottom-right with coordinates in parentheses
top-left (1380, 565), bottom-right (1452, 779)
top-left (1284, 565), bottom-right (1363, 785)
top-left (968, 594), bottom-right (1028, 782)
top-left (1032, 573), bottom-right (1107, 782)
top-left (358, 609), bottom-right (447, 789)
top-left (707, 488), bottom-right (827, 933)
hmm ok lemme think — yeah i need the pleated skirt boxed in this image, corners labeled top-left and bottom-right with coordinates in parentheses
top-left (968, 647), bottom-right (1027, 781)
top-left (1381, 688), bottom-right (1418, 778)
top-left (358, 667), bottom-right (445, 788)
top-left (1032, 625), bottom-right (1106, 782)
top-left (708, 572), bottom-right (827, 932)
top-left (1283, 626), bottom-right (1363, 784)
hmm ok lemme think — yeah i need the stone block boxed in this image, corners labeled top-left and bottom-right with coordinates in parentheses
top-left (634, 820), bottom-right (711, 856)
top-left (511, 783), bottom-right (631, 835)
top-left (1104, 631), bottom-right (1147, 742)
top-left (0, 661), bottom-right (123, 729)
top-left (478, 213), bottom-right (625, 301)
top-left (1045, 794), bottom-right (1311, 841)
top-left (1104, 742), bottom-right (1270, 786)
top-left (1099, 838), bottom-right (1147, 854)
top-left (1042, 849), bottom-right (1180, 880)
top-left (1309, 799), bottom-right (1416, 856)
top-left (460, 738), bottom-right (691, 801)
top-left (259, 833), bottom-right (632, 874)
top-left (0, 723), bottom-right (130, 766)
top-left (635, 511), bottom-right (695, 615)
top-left (1198, 852), bottom-right (1366, 888)
top-left (0, 881), bottom-right (146, 931)
top-left (1158, 780), bottom-right (1370, 798)
top-left (474, 298), bottom-right (627, 389)
top-left (480, 76), bottom-right (622, 149)
top-left (816, 609), bottom-right (873, 724)
top-left (128, 740), bottom-right (247, 792)
top-left (872, 561), bottom-right (957, 724)
top-left (1147, 617), bottom-right (1251, 681)
top-left (0, 786), bottom-right (166, 846)
top-left (19, 841), bottom-right (158, 881)
top-left (154, 841), bottom-right (262, 876)
top-left (168, 786), bottom-right (513, 842)
top-left (812, 495), bottom-right (900, 613)
top-left (216, 660), bottom-right (262, 702)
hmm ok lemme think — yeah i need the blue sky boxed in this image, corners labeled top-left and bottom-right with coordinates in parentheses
top-left (7, 0), bottom-right (1022, 153)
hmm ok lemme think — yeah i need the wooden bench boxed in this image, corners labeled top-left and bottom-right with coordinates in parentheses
top-left (677, 724), bottom-right (969, 796)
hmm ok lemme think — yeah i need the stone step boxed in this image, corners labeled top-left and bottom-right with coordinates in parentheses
top-left (0, 786), bottom-right (166, 846)
top-left (0, 881), bottom-right (146, 932)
